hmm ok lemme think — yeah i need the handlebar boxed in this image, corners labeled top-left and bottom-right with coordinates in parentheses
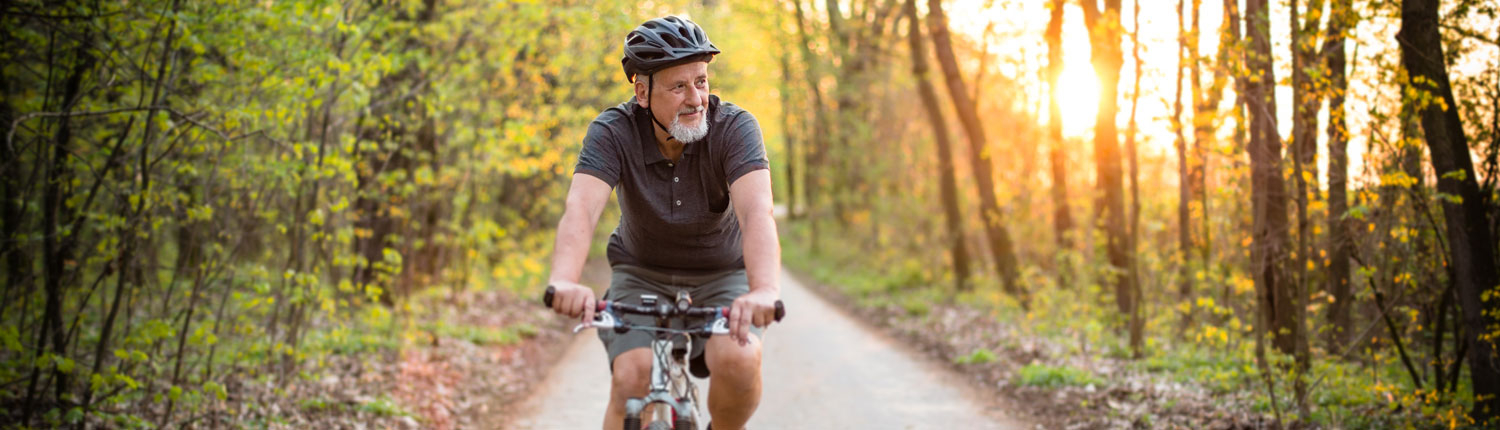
top-left (543, 285), bottom-right (786, 333)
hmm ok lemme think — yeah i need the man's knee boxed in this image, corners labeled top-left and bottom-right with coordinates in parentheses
top-left (705, 336), bottom-right (761, 381)
top-left (611, 348), bottom-right (652, 400)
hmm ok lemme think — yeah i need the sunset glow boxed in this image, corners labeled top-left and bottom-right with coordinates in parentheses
top-left (1056, 63), bottom-right (1100, 138)
top-left (1057, 6), bottom-right (1099, 140)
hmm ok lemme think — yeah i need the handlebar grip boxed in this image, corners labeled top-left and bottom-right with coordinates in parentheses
top-left (716, 301), bottom-right (788, 322)
top-left (544, 285), bottom-right (608, 313)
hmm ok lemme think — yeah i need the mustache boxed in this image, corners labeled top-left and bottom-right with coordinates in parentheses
top-left (677, 106), bottom-right (705, 115)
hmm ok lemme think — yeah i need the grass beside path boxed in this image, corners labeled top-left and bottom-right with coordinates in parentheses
top-left (781, 234), bottom-right (1470, 429)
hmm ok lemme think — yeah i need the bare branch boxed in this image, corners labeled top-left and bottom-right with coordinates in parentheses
top-left (7, 106), bottom-right (163, 150)
top-left (1441, 23), bottom-right (1500, 48)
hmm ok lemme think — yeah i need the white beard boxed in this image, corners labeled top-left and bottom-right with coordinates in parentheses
top-left (668, 107), bottom-right (709, 143)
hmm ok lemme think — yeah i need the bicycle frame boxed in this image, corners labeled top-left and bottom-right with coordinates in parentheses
top-left (573, 293), bottom-right (719, 429)
top-left (623, 335), bottom-right (699, 426)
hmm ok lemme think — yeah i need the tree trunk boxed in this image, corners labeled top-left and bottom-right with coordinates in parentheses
top-left (33, 41), bottom-right (92, 418)
top-left (1245, 0), bottom-right (1294, 358)
top-left (81, 117), bottom-right (138, 413)
top-left (353, 0), bottom-right (438, 306)
top-left (1184, 0), bottom-right (1232, 330)
top-left (1398, 0), bottom-right (1500, 421)
top-left (1173, 0), bottom-right (1192, 333)
top-left (1223, 0), bottom-right (1250, 312)
top-left (1045, 0), bottom-right (1073, 254)
top-left (777, 47), bottom-right (799, 220)
top-left (824, 0), bottom-right (854, 227)
top-left (1079, 0), bottom-right (1139, 354)
top-left (1288, 0), bottom-right (1324, 417)
top-left (1191, 0), bottom-right (1237, 319)
top-left (905, 0), bottom-right (972, 290)
top-left (1125, 0), bottom-right (1144, 354)
top-left (1324, 0), bottom-right (1353, 351)
top-left (926, 0), bottom-right (1025, 303)
top-left (790, 0), bottom-right (830, 251)
top-left (1244, 1), bottom-right (1290, 423)
top-left (0, 65), bottom-right (28, 324)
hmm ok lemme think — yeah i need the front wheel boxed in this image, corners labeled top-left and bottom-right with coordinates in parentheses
top-left (623, 415), bottom-right (642, 430)
top-left (673, 418), bottom-right (697, 430)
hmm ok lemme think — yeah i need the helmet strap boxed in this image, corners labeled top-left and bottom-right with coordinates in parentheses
top-left (646, 74), bottom-right (675, 141)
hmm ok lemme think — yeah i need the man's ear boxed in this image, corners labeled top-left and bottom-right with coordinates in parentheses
top-left (634, 79), bottom-right (649, 109)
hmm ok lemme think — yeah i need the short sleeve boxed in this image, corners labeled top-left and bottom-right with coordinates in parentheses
top-left (721, 111), bottom-right (770, 186)
top-left (575, 121), bottom-right (621, 187)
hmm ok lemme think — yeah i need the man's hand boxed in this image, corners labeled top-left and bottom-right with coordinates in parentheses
top-left (728, 288), bottom-right (779, 346)
top-left (549, 281), bottom-right (596, 324)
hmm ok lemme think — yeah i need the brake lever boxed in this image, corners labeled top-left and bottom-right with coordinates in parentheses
top-left (573, 308), bottom-right (619, 333)
top-left (707, 313), bottom-right (730, 336)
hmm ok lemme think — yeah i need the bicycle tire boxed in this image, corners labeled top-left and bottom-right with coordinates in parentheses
top-left (624, 415), bottom-right (642, 430)
top-left (674, 418), bottom-right (697, 430)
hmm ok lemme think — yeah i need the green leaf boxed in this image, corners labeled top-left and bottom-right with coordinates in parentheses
top-left (0, 326), bottom-right (20, 352)
top-left (56, 357), bottom-right (75, 374)
top-left (65, 407), bottom-right (84, 423)
top-left (90, 374), bottom-right (106, 392)
top-left (1441, 169), bottom-right (1467, 181)
top-left (204, 381), bottom-right (227, 401)
top-left (114, 373), bottom-right (139, 390)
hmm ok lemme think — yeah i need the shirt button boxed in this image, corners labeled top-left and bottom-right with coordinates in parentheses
top-left (674, 177), bottom-right (679, 183)
top-left (675, 200), bottom-right (682, 206)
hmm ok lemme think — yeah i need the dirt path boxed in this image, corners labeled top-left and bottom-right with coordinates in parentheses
top-left (510, 268), bottom-right (1027, 429)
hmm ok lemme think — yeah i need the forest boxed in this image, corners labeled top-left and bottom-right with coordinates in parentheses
top-left (1, 0), bottom-right (1497, 428)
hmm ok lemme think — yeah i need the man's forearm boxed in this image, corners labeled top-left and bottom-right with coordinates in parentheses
top-left (740, 210), bottom-right (781, 295)
top-left (549, 207), bottom-right (596, 284)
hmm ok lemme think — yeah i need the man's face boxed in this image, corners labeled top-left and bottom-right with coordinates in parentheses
top-left (637, 61), bottom-right (710, 143)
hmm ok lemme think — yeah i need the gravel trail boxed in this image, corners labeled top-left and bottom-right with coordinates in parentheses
top-left (512, 269), bottom-right (1026, 429)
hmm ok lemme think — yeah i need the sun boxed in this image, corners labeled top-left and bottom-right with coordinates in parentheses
top-left (1055, 6), bottom-right (1100, 139)
top-left (1056, 64), bottom-right (1101, 138)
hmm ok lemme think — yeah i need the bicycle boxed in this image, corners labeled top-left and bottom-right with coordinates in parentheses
top-left (543, 285), bottom-right (785, 430)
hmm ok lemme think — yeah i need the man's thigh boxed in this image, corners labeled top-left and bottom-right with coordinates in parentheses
top-left (596, 267), bottom-right (671, 371)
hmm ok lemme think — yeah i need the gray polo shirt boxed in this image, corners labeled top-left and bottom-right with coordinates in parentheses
top-left (574, 95), bottom-right (769, 275)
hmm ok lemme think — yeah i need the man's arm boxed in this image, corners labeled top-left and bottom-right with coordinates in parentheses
top-left (547, 173), bottom-right (612, 322)
top-left (728, 169), bottom-right (780, 345)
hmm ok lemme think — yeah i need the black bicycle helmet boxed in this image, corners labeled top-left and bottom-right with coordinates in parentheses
top-left (621, 16), bottom-right (720, 83)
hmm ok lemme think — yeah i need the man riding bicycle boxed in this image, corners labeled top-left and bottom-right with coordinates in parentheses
top-left (544, 15), bottom-right (781, 430)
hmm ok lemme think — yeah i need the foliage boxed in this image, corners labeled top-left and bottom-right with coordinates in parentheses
top-left (0, 0), bottom-right (750, 427)
top-left (2, 0), bottom-right (1496, 427)
top-left (954, 348), bottom-right (997, 365)
top-left (1014, 363), bottom-right (1103, 388)
top-left (777, 0), bottom-right (1499, 427)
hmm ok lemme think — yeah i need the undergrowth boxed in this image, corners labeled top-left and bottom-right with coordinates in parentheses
top-left (781, 222), bottom-right (1482, 429)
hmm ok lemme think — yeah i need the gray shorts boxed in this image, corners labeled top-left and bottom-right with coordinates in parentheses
top-left (597, 265), bottom-right (763, 371)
